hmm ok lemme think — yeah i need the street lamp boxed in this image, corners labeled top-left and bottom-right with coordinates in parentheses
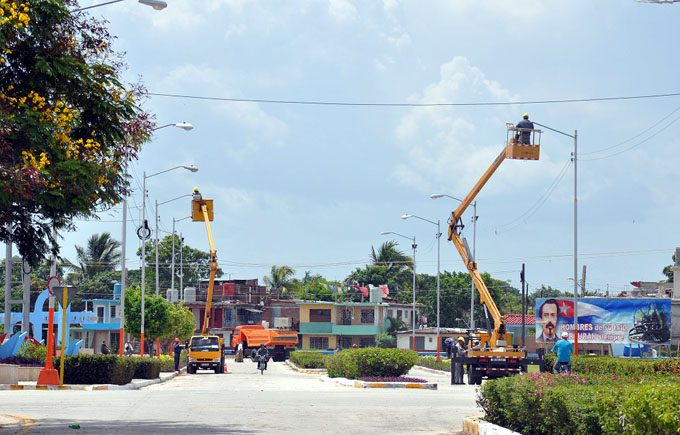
top-left (140, 164), bottom-right (198, 356)
top-left (431, 194), bottom-right (478, 330)
top-left (172, 216), bottom-right (192, 298)
top-left (534, 121), bottom-right (579, 355)
top-left (73, 0), bottom-right (168, 12)
top-left (153, 122), bottom-right (194, 132)
top-left (155, 195), bottom-right (191, 296)
top-left (401, 213), bottom-right (442, 362)
top-left (380, 231), bottom-right (417, 351)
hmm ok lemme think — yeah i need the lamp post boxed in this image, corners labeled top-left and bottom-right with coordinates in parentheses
top-left (171, 216), bottom-right (192, 295)
top-left (155, 195), bottom-right (191, 296)
top-left (120, 122), bottom-right (193, 356)
top-left (140, 164), bottom-right (198, 356)
top-left (73, 0), bottom-right (168, 12)
top-left (380, 231), bottom-right (417, 351)
top-left (402, 214), bottom-right (441, 362)
top-left (534, 121), bottom-right (579, 355)
top-left (431, 194), bottom-right (478, 330)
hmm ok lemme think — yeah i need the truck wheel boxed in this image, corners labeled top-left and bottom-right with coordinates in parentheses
top-left (467, 367), bottom-right (477, 385)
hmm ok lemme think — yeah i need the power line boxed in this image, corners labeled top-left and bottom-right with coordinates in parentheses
top-left (148, 91), bottom-right (680, 108)
top-left (581, 104), bottom-right (680, 156)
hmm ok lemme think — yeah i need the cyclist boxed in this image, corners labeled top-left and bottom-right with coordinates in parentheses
top-left (551, 331), bottom-right (574, 373)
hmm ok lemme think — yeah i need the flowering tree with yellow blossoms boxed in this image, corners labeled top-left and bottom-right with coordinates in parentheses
top-left (0, 0), bottom-right (154, 265)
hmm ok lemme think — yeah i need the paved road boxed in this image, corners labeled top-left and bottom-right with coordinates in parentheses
top-left (0, 359), bottom-right (481, 434)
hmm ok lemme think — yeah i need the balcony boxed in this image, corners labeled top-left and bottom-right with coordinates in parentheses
top-left (300, 322), bottom-right (333, 334)
top-left (299, 322), bottom-right (381, 336)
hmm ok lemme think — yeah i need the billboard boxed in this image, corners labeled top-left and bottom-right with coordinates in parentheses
top-left (535, 298), bottom-right (671, 344)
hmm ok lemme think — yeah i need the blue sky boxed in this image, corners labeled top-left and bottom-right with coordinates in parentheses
top-left (60, 0), bottom-right (680, 295)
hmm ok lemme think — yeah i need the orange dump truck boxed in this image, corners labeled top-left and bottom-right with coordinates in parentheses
top-left (231, 325), bottom-right (299, 362)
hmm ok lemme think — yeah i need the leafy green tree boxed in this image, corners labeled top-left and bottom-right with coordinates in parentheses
top-left (295, 276), bottom-right (342, 302)
top-left (124, 285), bottom-right (172, 340)
top-left (662, 254), bottom-right (675, 283)
top-left (370, 240), bottom-right (413, 273)
top-left (385, 316), bottom-right (408, 334)
top-left (163, 303), bottom-right (196, 341)
top-left (263, 265), bottom-right (296, 298)
top-left (527, 285), bottom-right (564, 314)
top-left (0, 0), bottom-right (154, 266)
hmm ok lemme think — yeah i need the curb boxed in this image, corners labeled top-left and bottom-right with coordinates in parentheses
top-left (414, 365), bottom-right (450, 375)
top-left (284, 360), bottom-right (327, 375)
top-left (0, 367), bottom-right (186, 391)
top-left (320, 376), bottom-right (437, 390)
top-left (462, 418), bottom-right (521, 435)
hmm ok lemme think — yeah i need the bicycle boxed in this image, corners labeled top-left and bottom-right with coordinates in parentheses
top-left (554, 361), bottom-right (571, 374)
top-left (256, 355), bottom-right (270, 375)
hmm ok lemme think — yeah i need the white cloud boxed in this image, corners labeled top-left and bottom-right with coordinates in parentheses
top-left (393, 56), bottom-right (560, 194)
top-left (328, 0), bottom-right (359, 23)
top-left (373, 55), bottom-right (395, 71)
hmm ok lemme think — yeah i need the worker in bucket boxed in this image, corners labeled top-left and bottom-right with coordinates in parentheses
top-left (515, 113), bottom-right (534, 144)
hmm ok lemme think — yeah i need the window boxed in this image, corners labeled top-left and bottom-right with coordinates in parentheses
top-left (310, 309), bottom-right (331, 322)
top-left (96, 306), bottom-right (104, 323)
top-left (340, 336), bottom-right (353, 349)
top-left (388, 309), bottom-right (393, 318)
top-left (360, 309), bottom-right (374, 324)
top-left (359, 337), bottom-right (375, 347)
top-left (310, 337), bottom-right (328, 349)
top-left (340, 308), bottom-right (352, 325)
top-left (404, 311), bottom-right (409, 320)
top-left (110, 305), bottom-right (117, 319)
top-left (397, 309), bottom-right (402, 319)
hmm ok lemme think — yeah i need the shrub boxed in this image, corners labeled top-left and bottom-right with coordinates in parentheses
top-left (416, 356), bottom-right (451, 372)
top-left (290, 351), bottom-right (327, 369)
top-left (54, 355), bottom-right (135, 385)
top-left (130, 357), bottom-right (162, 379)
top-left (375, 332), bottom-right (397, 348)
top-left (544, 354), bottom-right (680, 376)
top-left (326, 348), bottom-right (417, 379)
top-left (478, 372), bottom-right (680, 435)
top-left (158, 351), bottom-right (187, 372)
top-left (16, 340), bottom-right (46, 363)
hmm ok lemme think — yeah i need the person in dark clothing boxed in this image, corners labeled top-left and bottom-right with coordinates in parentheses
top-left (253, 344), bottom-right (270, 370)
top-left (515, 113), bottom-right (534, 144)
top-left (173, 338), bottom-right (184, 371)
top-left (100, 341), bottom-right (110, 355)
top-left (453, 337), bottom-right (467, 384)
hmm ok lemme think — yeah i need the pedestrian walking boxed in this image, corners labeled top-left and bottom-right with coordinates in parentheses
top-left (100, 340), bottom-right (110, 355)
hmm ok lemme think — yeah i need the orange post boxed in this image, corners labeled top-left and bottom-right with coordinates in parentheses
top-left (37, 295), bottom-right (59, 386)
top-left (574, 330), bottom-right (579, 355)
top-left (156, 338), bottom-right (161, 357)
top-left (118, 327), bottom-right (124, 357)
top-left (140, 332), bottom-right (145, 357)
top-left (436, 335), bottom-right (441, 362)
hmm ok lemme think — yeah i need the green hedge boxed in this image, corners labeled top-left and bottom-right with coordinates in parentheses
top-left (478, 372), bottom-right (680, 435)
top-left (416, 356), bottom-right (451, 372)
top-left (544, 354), bottom-right (680, 376)
top-left (54, 355), bottom-right (136, 385)
top-left (326, 348), bottom-right (417, 379)
top-left (130, 357), bottom-right (162, 379)
top-left (290, 351), bottom-right (327, 369)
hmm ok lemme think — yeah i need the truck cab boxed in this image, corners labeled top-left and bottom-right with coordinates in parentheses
top-left (187, 335), bottom-right (225, 374)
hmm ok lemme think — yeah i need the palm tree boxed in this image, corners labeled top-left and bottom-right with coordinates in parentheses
top-left (370, 241), bottom-right (413, 273)
top-left (263, 265), bottom-right (296, 298)
top-left (66, 232), bottom-right (121, 280)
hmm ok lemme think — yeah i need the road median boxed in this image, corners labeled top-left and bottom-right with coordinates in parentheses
top-left (0, 368), bottom-right (185, 391)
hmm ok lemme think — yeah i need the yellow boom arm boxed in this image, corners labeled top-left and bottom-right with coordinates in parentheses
top-left (192, 191), bottom-right (217, 336)
top-left (447, 133), bottom-right (540, 348)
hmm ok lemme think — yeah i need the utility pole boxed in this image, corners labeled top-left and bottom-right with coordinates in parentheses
top-left (470, 201), bottom-right (477, 330)
top-left (4, 242), bottom-right (11, 334)
top-left (519, 263), bottom-right (527, 348)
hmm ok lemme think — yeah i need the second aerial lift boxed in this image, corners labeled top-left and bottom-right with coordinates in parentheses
top-left (449, 123), bottom-right (545, 384)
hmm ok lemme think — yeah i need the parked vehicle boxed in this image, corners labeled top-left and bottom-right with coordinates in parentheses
top-left (231, 325), bottom-right (298, 362)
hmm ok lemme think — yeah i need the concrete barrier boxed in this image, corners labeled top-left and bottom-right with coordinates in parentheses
top-left (17, 366), bottom-right (42, 382)
top-left (0, 364), bottom-right (19, 384)
top-left (462, 418), bottom-right (521, 435)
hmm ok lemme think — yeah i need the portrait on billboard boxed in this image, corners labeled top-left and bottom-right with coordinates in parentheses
top-left (535, 298), bottom-right (671, 345)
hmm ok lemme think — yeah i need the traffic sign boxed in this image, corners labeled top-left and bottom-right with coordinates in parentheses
top-left (52, 286), bottom-right (77, 309)
top-left (46, 276), bottom-right (61, 296)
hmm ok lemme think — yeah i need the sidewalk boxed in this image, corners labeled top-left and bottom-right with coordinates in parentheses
top-left (0, 369), bottom-right (185, 391)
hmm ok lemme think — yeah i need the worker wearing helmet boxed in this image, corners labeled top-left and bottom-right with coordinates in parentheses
top-left (515, 113), bottom-right (534, 145)
top-left (452, 336), bottom-right (467, 384)
top-left (192, 187), bottom-right (202, 202)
